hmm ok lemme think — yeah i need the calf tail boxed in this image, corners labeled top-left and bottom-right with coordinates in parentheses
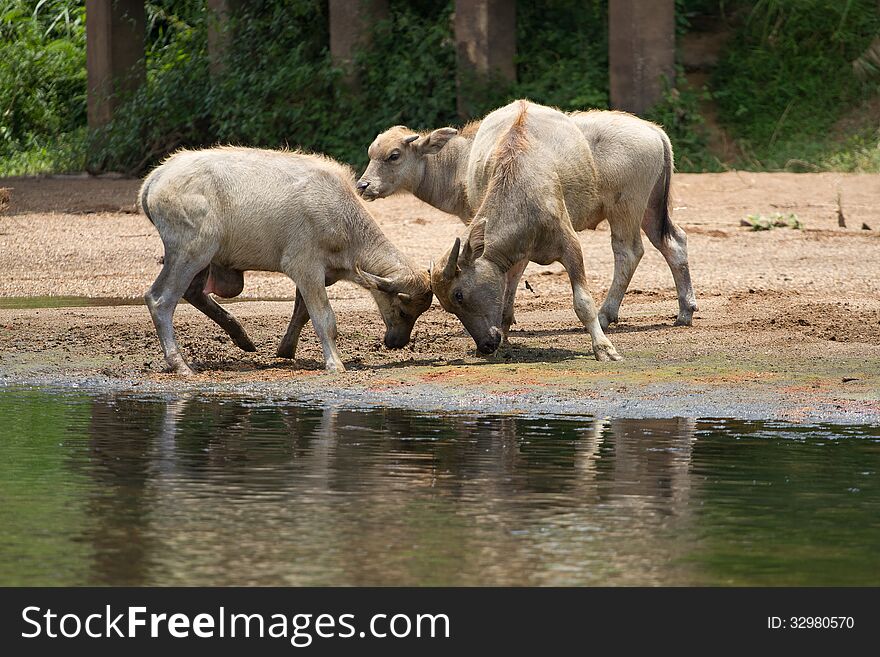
top-left (138, 175), bottom-right (156, 225)
top-left (657, 130), bottom-right (674, 241)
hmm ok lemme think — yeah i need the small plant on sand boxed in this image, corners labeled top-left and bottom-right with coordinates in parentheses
top-left (741, 212), bottom-right (803, 231)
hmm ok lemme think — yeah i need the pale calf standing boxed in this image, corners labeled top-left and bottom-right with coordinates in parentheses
top-left (139, 147), bottom-right (432, 375)
top-left (358, 108), bottom-right (697, 330)
top-left (430, 100), bottom-right (622, 361)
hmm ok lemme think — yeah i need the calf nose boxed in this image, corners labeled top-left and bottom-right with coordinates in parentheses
top-left (476, 327), bottom-right (502, 355)
top-left (478, 340), bottom-right (498, 355)
top-left (478, 334), bottom-right (501, 355)
top-left (384, 332), bottom-right (408, 349)
top-left (356, 180), bottom-right (370, 191)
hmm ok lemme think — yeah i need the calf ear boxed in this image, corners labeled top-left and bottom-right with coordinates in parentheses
top-left (462, 221), bottom-right (486, 262)
top-left (416, 128), bottom-right (458, 155)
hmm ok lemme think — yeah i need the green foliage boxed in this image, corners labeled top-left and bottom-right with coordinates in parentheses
top-left (646, 70), bottom-right (722, 171)
top-left (732, 126), bottom-right (880, 172)
top-left (212, 0), bottom-right (335, 148)
top-left (0, 0), bottom-right (87, 174)
top-left (713, 0), bottom-right (880, 168)
top-left (511, 0), bottom-right (608, 111)
top-left (92, 0), bottom-right (614, 173)
top-left (87, 1), bottom-right (211, 172)
top-left (352, 1), bottom-right (458, 134)
top-left (4, 0), bottom-right (880, 176)
top-left (821, 130), bottom-right (880, 170)
top-left (91, 0), bottom-right (460, 171)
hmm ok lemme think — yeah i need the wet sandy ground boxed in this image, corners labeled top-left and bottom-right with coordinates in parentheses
top-left (0, 172), bottom-right (878, 421)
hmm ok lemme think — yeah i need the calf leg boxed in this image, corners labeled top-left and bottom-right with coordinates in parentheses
top-left (183, 268), bottom-right (257, 352)
top-left (287, 275), bottom-right (345, 373)
top-left (643, 208), bottom-right (698, 326)
top-left (599, 203), bottom-right (645, 329)
top-left (145, 253), bottom-right (214, 375)
top-left (560, 232), bottom-right (622, 362)
top-left (500, 259), bottom-right (528, 346)
top-left (277, 289), bottom-right (310, 359)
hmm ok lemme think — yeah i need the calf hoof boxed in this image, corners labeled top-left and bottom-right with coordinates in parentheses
top-left (674, 302), bottom-right (698, 327)
top-left (276, 344), bottom-right (294, 359)
top-left (598, 309), bottom-right (618, 330)
top-left (593, 343), bottom-right (623, 362)
top-left (174, 363), bottom-right (195, 376)
top-left (325, 361), bottom-right (346, 374)
top-left (235, 336), bottom-right (257, 352)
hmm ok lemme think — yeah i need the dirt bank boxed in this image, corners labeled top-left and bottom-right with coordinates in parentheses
top-left (1, 172), bottom-right (878, 421)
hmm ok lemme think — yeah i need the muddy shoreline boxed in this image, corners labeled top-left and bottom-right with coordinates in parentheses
top-left (3, 373), bottom-right (877, 424)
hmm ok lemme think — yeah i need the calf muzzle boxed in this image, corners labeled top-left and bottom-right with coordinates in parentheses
top-left (476, 328), bottom-right (502, 355)
top-left (384, 331), bottom-right (410, 350)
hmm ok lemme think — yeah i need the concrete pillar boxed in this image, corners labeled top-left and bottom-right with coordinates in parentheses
top-left (455, 0), bottom-right (516, 119)
top-left (207, 0), bottom-right (241, 77)
top-left (609, 0), bottom-right (675, 115)
top-left (86, 0), bottom-right (146, 130)
top-left (329, 0), bottom-right (389, 76)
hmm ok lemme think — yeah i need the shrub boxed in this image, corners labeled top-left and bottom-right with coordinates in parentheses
top-left (0, 0), bottom-right (87, 175)
top-left (713, 0), bottom-right (880, 168)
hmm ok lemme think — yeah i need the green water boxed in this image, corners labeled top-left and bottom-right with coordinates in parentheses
top-left (0, 387), bottom-right (877, 586)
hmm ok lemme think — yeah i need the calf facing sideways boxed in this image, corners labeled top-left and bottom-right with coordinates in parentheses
top-left (139, 147), bottom-right (432, 375)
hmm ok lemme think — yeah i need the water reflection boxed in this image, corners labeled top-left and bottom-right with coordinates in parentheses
top-left (0, 389), bottom-right (877, 586)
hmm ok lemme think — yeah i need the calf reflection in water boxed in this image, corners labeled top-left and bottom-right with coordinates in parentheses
top-left (78, 398), bottom-right (697, 585)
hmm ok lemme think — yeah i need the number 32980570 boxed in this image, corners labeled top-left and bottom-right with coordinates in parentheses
top-left (768, 617), bottom-right (854, 629)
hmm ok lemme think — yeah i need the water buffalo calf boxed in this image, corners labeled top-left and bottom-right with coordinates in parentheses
top-left (429, 100), bottom-right (622, 360)
top-left (139, 147), bottom-right (432, 374)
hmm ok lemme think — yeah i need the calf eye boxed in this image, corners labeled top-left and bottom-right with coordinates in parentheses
top-left (454, 290), bottom-right (464, 303)
top-left (387, 152), bottom-right (400, 162)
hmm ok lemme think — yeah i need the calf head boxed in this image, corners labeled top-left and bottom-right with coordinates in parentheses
top-left (357, 125), bottom-right (458, 200)
top-left (358, 268), bottom-right (433, 349)
top-left (431, 229), bottom-right (504, 355)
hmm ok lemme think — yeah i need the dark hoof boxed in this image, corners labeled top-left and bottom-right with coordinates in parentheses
top-left (234, 335), bottom-right (257, 352)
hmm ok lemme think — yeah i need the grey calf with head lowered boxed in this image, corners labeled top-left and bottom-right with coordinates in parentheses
top-left (139, 147), bottom-right (432, 375)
